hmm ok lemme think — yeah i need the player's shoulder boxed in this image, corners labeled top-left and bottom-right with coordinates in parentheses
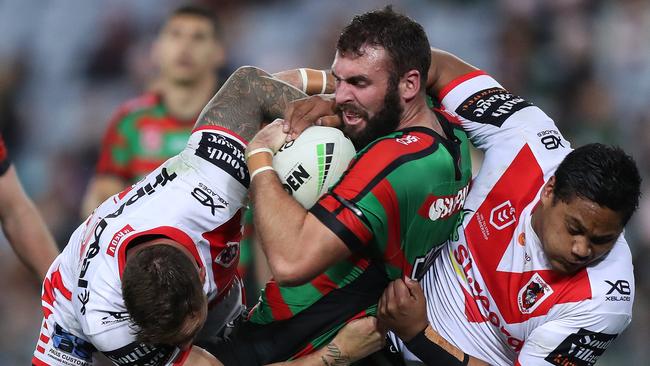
top-left (110, 92), bottom-right (161, 124)
top-left (584, 237), bottom-right (634, 315)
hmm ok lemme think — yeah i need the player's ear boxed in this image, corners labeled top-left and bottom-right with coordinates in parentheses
top-left (540, 176), bottom-right (556, 205)
top-left (400, 69), bottom-right (421, 101)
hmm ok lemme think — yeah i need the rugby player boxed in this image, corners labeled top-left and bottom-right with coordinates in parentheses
top-left (378, 49), bottom-right (641, 366)
top-left (205, 7), bottom-right (473, 364)
top-left (81, 5), bottom-right (227, 218)
top-left (33, 62), bottom-right (360, 365)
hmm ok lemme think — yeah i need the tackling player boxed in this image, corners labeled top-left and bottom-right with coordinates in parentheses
top-left (379, 49), bottom-right (642, 365)
top-left (34, 63), bottom-right (370, 365)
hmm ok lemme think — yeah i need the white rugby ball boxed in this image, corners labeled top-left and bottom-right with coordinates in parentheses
top-left (273, 126), bottom-right (355, 208)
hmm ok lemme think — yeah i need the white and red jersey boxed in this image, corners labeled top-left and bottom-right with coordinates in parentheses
top-left (393, 72), bottom-right (634, 365)
top-left (34, 127), bottom-right (250, 366)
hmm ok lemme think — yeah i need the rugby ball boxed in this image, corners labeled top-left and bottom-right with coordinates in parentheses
top-left (273, 126), bottom-right (355, 208)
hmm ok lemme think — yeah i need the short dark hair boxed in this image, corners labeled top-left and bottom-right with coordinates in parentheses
top-left (168, 4), bottom-right (221, 38)
top-left (336, 6), bottom-right (431, 89)
top-left (553, 143), bottom-right (642, 225)
top-left (122, 244), bottom-right (206, 345)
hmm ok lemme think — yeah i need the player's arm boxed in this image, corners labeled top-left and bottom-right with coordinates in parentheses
top-left (0, 165), bottom-right (58, 280)
top-left (272, 68), bottom-right (335, 96)
top-left (193, 66), bottom-right (307, 142)
top-left (378, 279), bottom-right (488, 366)
top-left (245, 121), bottom-right (351, 286)
top-left (425, 48), bottom-right (479, 96)
top-left (81, 175), bottom-right (127, 218)
top-left (81, 109), bottom-right (132, 218)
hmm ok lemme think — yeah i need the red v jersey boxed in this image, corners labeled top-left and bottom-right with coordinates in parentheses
top-left (394, 72), bottom-right (634, 366)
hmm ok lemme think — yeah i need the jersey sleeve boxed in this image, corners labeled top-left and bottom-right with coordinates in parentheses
top-left (437, 71), bottom-right (565, 154)
top-left (0, 133), bottom-right (11, 176)
top-left (96, 108), bottom-right (134, 181)
top-left (515, 311), bottom-right (630, 366)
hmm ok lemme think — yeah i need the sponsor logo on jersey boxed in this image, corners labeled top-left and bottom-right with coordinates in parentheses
top-left (452, 243), bottom-right (524, 352)
top-left (316, 143), bottom-right (335, 194)
top-left (215, 241), bottom-right (239, 268)
top-left (192, 187), bottom-right (226, 216)
top-left (395, 134), bottom-right (420, 145)
top-left (517, 272), bottom-right (553, 314)
top-left (49, 324), bottom-right (95, 364)
top-left (77, 168), bottom-right (177, 315)
top-left (106, 224), bottom-right (134, 257)
top-left (605, 279), bottom-right (631, 302)
top-left (537, 129), bottom-right (565, 150)
top-left (456, 87), bottom-right (533, 127)
top-left (195, 131), bottom-right (249, 187)
top-left (545, 328), bottom-right (617, 366)
top-left (489, 200), bottom-right (516, 230)
top-left (281, 164), bottom-right (312, 195)
top-left (104, 342), bottom-right (177, 366)
top-left (418, 183), bottom-right (470, 221)
top-left (100, 310), bottom-right (130, 325)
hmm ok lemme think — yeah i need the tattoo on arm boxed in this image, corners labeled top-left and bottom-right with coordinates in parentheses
top-left (320, 343), bottom-right (350, 366)
top-left (194, 66), bottom-right (307, 141)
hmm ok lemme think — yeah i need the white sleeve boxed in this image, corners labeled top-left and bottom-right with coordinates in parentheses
top-left (438, 71), bottom-right (569, 156)
top-left (516, 312), bottom-right (630, 366)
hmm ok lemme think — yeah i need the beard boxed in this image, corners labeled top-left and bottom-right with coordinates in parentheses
top-left (336, 77), bottom-right (403, 150)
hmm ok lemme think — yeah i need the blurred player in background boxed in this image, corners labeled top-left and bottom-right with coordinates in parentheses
top-left (81, 4), bottom-right (226, 217)
top-left (0, 133), bottom-right (58, 280)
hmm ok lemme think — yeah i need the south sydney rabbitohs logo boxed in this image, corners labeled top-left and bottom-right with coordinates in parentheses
top-left (517, 272), bottom-right (553, 314)
top-left (489, 200), bottom-right (516, 230)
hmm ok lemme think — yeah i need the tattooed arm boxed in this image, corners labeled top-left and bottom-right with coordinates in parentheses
top-left (194, 66), bottom-right (307, 142)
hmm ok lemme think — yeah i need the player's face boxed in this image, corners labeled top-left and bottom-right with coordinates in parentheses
top-left (332, 46), bottom-right (402, 149)
top-left (534, 178), bottom-right (624, 276)
top-left (154, 15), bottom-right (223, 85)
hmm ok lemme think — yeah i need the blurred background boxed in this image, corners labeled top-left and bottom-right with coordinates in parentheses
top-left (0, 0), bottom-right (648, 364)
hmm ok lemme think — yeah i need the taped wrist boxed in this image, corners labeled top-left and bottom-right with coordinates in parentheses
top-left (404, 329), bottom-right (469, 366)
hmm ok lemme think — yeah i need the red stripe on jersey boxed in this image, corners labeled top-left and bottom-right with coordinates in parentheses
top-left (265, 281), bottom-right (294, 320)
top-left (462, 286), bottom-right (487, 323)
top-left (335, 208), bottom-right (373, 246)
top-left (33, 355), bottom-right (48, 365)
top-left (42, 268), bottom-right (72, 310)
top-left (464, 145), bottom-right (591, 325)
top-left (372, 179), bottom-right (408, 272)
top-left (292, 343), bottom-right (316, 359)
top-left (515, 360), bottom-right (522, 366)
top-left (318, 194), bottom-right (342, 212)
top-left (310, 273), bottom-right (338, 295)
top-left (134, 116), bottom-right (193, 131)
top-left (204, 210), bottom-right (243, 301)
top-left (331, 131), bottom-right (436, 201)
top-left (172, 347), bottom-right (192, 366)
top-left (437, 70), bottom-right (488, 101)
top-left (39, 333), bottom-right (50, 343)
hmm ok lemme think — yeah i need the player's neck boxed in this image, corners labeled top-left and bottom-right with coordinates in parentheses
top-left (161, 75), bottom-right (218, 121)
top-left (399, 96), bottom-right (444, 136)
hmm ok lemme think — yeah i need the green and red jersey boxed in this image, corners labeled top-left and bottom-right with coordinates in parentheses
top-left (96, 93), bottom-right (196, 183)
top-left (248, 111), bottom-right (472, 355)
top-left (0, 134), bottom-right (11, 176)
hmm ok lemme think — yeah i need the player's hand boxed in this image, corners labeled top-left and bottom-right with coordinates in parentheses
top-left (331, 316), bottom-right (386, 363)
top-left (247, 119), bottom-right (289, 154)
top-left (282, 95), bottom-right (340, 141)
top-left (377, 278), bottom-right (429, 342)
